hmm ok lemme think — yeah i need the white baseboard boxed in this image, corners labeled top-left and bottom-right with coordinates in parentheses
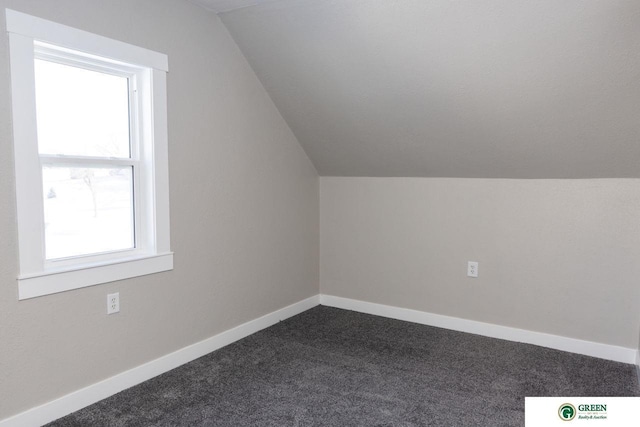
top-left (2, 293), bottom-right (636, 426)
top-left (0, 295), bottom-right (320, 427)
top-left (319, 294), bottom-right (637, 365)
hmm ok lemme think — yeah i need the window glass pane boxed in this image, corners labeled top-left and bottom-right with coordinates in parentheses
top-left (34, 59), bottom-right (131, 158)
top-left (43, 166), bottom-right (135, 260)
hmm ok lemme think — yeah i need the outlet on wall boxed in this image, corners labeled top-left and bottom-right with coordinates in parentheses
top-left (107, 292), bottom-right (120, 314)
top-left (467, 261), bottom-right (479, 278)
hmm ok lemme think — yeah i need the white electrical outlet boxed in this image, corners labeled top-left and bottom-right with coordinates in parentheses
top-left (467, 261), bottom-right (479, 278)
top-left (107, 292), bottom-right (120, 314)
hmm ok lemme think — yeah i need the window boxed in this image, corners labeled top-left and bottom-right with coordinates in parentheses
top-left (6, 9), bottom-right (173, 299)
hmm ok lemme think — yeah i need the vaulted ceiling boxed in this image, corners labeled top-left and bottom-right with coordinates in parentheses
top-left (191, 0), bottom-right (282, 14)
top-left (215, 0), bottom-right (640, 178)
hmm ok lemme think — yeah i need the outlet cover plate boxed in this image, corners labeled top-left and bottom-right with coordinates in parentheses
top-left (467, 261), bottom-right (479, 278)
top-left (107, 292), bottom-right (120, 314)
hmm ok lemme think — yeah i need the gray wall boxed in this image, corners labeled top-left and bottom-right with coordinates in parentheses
top-left (0, 0), bottom-right (318, 419)
top-left (321, 177), bottom-right (640, 349)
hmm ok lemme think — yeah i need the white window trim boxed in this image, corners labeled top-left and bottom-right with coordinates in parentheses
top-left (6, 9), bottom-right (173, 300)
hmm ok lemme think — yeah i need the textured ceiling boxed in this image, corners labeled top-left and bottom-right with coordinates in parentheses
top-left (220, 0), bottom-right (640, 178)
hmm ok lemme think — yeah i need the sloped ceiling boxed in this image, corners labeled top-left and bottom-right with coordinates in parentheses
top-left (191, 0), bottom-right (282, 14)
top-left (219, 0), bottom-right (640, 178)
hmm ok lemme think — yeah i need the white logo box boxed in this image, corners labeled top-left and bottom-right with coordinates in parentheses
top-left (525, 397), bottom-right (640, 426)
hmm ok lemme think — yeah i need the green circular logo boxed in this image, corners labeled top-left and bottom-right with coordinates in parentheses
top-left (558, 403), bottom-right (576, 421)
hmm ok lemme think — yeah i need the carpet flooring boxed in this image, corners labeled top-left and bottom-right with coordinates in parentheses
top-left (48, 306), bottom-right (639, 426)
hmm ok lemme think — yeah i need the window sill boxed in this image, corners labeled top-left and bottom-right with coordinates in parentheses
top-left (18, 252), bottom-right (173, 300)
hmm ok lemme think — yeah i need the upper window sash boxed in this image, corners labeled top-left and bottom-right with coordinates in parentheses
top-left (33, 44), bottom-right (142, 161)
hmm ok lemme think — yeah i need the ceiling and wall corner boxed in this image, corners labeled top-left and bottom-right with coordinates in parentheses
top-left (219, 0), bottom-right (640, 178)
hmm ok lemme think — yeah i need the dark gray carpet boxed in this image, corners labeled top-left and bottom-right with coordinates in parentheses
top-left (48, 306), bottom-right (639, 426)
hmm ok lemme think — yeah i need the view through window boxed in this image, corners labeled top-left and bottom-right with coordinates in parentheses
top-left (35, 58), bottom-right (137, 260)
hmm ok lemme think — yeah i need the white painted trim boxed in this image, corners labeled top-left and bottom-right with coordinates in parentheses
top-left (18, 253), bottom-right (174, 300)
top-left (0, 295), bottom-right (320, 427)
top-left (150, 69), bottom-right (171, 254)
top-left (5, 9), bottom-right (168, 71)
top-left (319, 295), bottom-right (637, 364)
top-left (8, 31), bottom-right (45, 276)
top-left (0, 294), bottom-right (634, 426)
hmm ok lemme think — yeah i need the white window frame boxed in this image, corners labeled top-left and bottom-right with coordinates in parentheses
top-left (6, 9), bottom-right (173, 300)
